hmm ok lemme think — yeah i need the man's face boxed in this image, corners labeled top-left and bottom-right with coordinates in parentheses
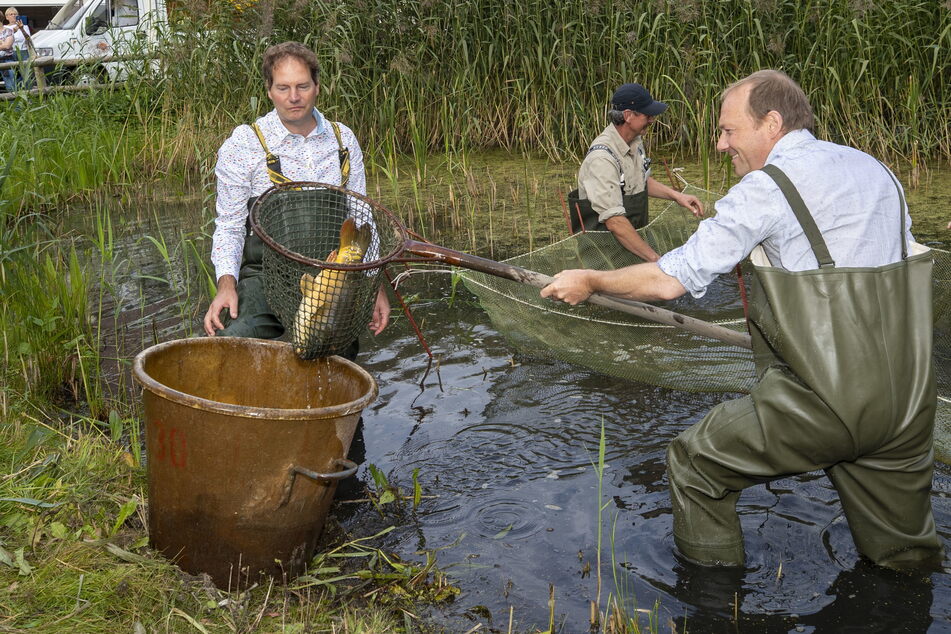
top-left (267, 57), bottom-right (318, 132)
top-left (625, 110), bottom-right (656, 137)
top-left (716, 85), bottom-right (776, 177)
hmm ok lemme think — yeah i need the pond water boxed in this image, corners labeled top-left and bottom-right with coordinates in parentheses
top-left (346, 274), bottom-right (951, 632)
top-left (72, 155), bottom-right (951, 632)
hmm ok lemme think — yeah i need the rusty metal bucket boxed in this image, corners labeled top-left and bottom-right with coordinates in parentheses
top-left (132, 337), bottom-right (377, 588)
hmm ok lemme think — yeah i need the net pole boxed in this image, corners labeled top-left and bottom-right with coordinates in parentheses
top-left (403, 240), bottom-right (753, 350)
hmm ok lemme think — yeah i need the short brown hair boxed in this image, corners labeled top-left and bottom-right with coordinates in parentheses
top-left (262, 42), bottom-right (319, 89)
top-left (723, 70), bottom-right (814, 133)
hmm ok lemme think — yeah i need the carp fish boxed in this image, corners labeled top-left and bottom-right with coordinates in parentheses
top-left (292, 217), bottom-right (372, 357)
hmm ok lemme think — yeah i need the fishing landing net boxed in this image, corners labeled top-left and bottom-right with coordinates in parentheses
top-left (460, 184), bottom-right (951, 464)
top-left (461, 184), bottom-right (754, 394)
top-left (249, 183), bottom-right (405, 359)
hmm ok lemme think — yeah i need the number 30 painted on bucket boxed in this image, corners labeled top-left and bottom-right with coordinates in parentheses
top-left (152, 420), bottom-right (187, 469)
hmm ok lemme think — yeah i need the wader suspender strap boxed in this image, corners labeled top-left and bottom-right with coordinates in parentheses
top-left (588, 144), bottom-right (623, 182)
top-left (251, 122), bottom-right (293, 186)
top-left (760, 164), bottom-right (835, 268)
top-left (330, 121), bottom-right (351, 187)
top-left (250, 120), bottom-right (351, 187)
top-left (879, 162), bottom-right (909, 260)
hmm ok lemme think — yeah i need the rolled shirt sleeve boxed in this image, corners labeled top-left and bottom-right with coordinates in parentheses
top-left (211, 127), bottom-right (256, 282)
top-left (658, 171), bottom-right (781, 298)
top-left (659, 129), bottom-right (916, 299)
top-left (578, 153), bottom-right (627, 223)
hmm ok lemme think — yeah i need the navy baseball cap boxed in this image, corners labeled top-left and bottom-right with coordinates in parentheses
top-left (611, 83), bottom-right (667, 116)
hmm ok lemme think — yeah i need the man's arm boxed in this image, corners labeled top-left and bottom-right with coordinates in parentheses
top-left (603, 215), bottom-right (660, 262)
top-left (204, 128), bottom-right (255, 335)
top-left (202, 275), bottom-right (238, 336)
top-left (646, 177), bottom-right (704, 217)
top-left (581, 153), bottom-right (660, 261)
top-left (540, 262), bottom-right (687, 305)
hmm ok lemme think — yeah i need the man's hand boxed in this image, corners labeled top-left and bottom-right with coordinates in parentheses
top-left (674, 192), bottom-right (704, 218)
top-left (540, 270), bottom-right (594, 306)
top-left (203, 275), bottom-right (238, 336)
top-left (369, 285), bottom-right (390, 335)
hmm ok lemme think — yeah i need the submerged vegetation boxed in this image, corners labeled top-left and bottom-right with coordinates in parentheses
top-left (0, 0), bottom-right (949, 631)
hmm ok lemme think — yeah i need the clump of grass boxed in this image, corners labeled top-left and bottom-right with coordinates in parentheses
top-left (0, 232), bottom-right (99, 411)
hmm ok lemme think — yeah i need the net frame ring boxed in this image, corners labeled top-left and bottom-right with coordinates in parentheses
top-left (249, 181), bottom-right (409, 272)
top-left (248, 181), bottom-right (409, 359)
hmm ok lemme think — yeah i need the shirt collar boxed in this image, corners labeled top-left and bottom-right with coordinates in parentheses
top-left (603, 124), bottom-right (640, 156)
top-left (260, 107), bottom-right (327, 144)
top-left (765, 128), bottom-right (815, 163)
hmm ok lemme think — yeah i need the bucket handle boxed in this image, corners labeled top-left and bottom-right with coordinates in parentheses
top-left (278, 458), bottom-right (359, 508)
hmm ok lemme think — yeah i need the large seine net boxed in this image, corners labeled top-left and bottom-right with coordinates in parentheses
top-left (250, 183), bottom-right (405, 359)
top-left (461, 184), bottom-right (951, 464)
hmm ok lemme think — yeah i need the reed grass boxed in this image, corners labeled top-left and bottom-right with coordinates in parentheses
top-left (0, 0), bottom-right (947, 214)
top-left (159, 0), bottom-right (951, 171)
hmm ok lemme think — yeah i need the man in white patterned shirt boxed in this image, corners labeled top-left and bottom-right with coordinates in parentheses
top-left (202, 42), bottom-right (389, 357)
top-left (543, 70), bottom-right (941, 569)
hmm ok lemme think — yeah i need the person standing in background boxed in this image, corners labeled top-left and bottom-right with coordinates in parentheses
top-left (0, 13), bottom-right (13, 93)
top-left (568, 83), bottom-right (704, 261)
top-left (2, 8), bottom-right (30, 92)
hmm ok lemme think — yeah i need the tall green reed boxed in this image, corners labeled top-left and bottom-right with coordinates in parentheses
top-left (2, 0), bottom-right (946, 221)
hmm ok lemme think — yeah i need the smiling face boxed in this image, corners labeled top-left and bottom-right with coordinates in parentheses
top-left (267, 56), bottom-right (319, 136)
top-left (716, 84), bottom-right (782, 177)
top-left (5, 9), bottom-right (17, 25)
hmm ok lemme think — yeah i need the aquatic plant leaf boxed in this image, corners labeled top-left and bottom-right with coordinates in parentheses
top-left (23, 428), bottom-right (52, 453)
top-left (0, 497), bottom-right (62, 509)
top-left (368, 463), bottom-right (388, 490)
top-left (0, 545), bottom-right (14, 567)
top-left (105, 542), bottom-right (148, 563)
top-left (111, 498), bottom-right (139, 536)
top-left (170, 608), bottom-right (210, 633)
top-left (412, 467), bottom-right (422, 507)
top-left (492, 524), bottom-right (514, 539)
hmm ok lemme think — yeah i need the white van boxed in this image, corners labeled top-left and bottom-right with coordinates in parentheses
top-left (30, 0), bottom-right (167, 83)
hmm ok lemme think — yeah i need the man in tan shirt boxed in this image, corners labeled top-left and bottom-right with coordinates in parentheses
top-left (569, 83), bottom-right (704, 261)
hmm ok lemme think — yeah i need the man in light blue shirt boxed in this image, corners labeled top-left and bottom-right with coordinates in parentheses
top-left (542, 70), bottom-right (942, 569)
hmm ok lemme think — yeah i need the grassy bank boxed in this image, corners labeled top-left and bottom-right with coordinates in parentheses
top-left (0, 402), bottom-right (461, 632)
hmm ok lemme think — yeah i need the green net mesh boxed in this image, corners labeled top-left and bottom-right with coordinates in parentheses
top-left (460, 184), bottom-right (951, 464)
top-left (250, 183), bottom-right (405, 359)
top-left (461, 184), bottom-right (754, 393)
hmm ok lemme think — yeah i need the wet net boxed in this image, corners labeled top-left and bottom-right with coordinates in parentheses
top-left (460, 184), bottom-right (951, 464)
top-left (249, 183), bottom-right (405, 359)
top-left (461, 184), bottom-right (754, 393)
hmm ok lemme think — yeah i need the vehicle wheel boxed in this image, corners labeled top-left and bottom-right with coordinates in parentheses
top-left (73, 70), bottom-right (101, 86)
